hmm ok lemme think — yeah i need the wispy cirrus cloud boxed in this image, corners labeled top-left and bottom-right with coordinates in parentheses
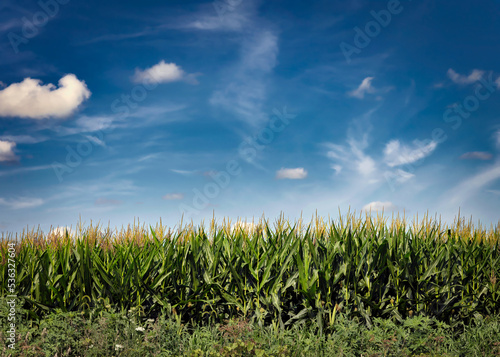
top-left (0, 197), bottom-right (44, 209)
top-left (447, 68), bottom-right (484, 85)
top-left (347, 77), bottom-right (393, 100)
top-left (460, 151), bottom-right (493, 160)
top-left (210, 29), bottom-right (279, 126)
top-left (441, 162), bottom-right (500, 207)
top-left (182, 8), bottom-right (248, 31)
top-left (176, 0), bottom-right (254, 32)
top-left (383, 139), bottom-right (438, 167)
top-left (0, 134), bottom-right (47, 144)
top-left (171, 169), bottom-right (199, 176)
top-left (348, 77), bottom-right (375, 99)
top-left (325, 136), bottom-right (376, 177)
top-left (325, 110), bottom-right (434, 187)
top-left (162, 193), bottom-right (184, 200)
top-left (0, 74), bottom-right (91, 119)
top-left (0, 164), bottom-right (53, 177)
top-left (55, 115), bottom-right (115, 135)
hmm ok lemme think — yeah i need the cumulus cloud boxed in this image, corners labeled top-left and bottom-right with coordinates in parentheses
top-left (48, 227), bottom-right (73, 238)
top-left (0, 74), bottom-right (91, 119)
top-left (0, 140), bottom-right (18, 162)
top-left (163, 193), bottom-right (184, 200)
top-left (362, 201), bottom-right (397, 212)
top-left (384, 140), bottom-right (438, 167)
top-left (231, 221), bottom-right (258, 233)
top-left (460, 151), bottom-right (493, 160)
top-left (0, 197), bottom-right (44, 209)
top-left (276, 167), bottom-right (308, 180)
top-left (348, 77), bottom-right (375, 99)
top-left (133, 61), bottom-right (197, 84)
top-left (447, 69), bottom-right (484, 85)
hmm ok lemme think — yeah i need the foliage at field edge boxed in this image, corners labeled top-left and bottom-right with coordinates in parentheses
top-left (1, 213), bottom-right (499, 331)
top-left (1, 302), bottom-right (500, 356)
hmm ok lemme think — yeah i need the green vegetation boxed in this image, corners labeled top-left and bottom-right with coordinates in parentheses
top-left (1, 301), bottom-right (500, 356)
top-left (0, 213), bottom-right (499, 355)
top-left (1, 213), bottom-right (500, 326)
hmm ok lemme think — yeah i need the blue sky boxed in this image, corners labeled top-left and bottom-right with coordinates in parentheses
top-left (1, 0), bottom-right (500, 233)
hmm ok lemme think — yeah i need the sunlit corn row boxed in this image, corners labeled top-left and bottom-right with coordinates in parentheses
top-left (1, 213), bottom-right (499, 329)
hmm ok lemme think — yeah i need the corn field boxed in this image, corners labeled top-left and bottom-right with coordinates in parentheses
top-left (1, 213), bottom-right (499, 330)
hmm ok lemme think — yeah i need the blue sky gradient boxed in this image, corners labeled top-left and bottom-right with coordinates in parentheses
top-left (1, 0), bottom-right (500, 233)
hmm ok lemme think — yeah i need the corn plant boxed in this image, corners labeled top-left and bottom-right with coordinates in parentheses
top-left (1, 213), bottom-right (499, 330)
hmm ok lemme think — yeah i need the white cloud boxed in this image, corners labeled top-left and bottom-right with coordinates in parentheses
top-left (276, 167), bottom-right (308, 180)
top-left (357, 156), bottom-right (376, 176)
top-left (210, 30), bottom-right (278, 126)
top-left (496, 130), bottom-right (500, 149)
top-left (85, 135), bottom-right (106, 147)
top-left (0, 164), bottom-right (53, 177)
top-left (460, 151), bottom-right (493, 160)
top-left (48, 227), bottom-right (73, 238)
top-left (325, 109), bottom-right (434, 191)
top-left (384, 140), bottom-right (438, 167)
top-left (362, 201), bottom-right (397, 212)
top-left (447, 68), bottom-right (484, 85)
top-left (163, 193), bottom-right (184, 200)
top-left (393, 169), bottom-right (415, 183)
top-left (326, 137), bottom-right (376, 177)
top-left (0, 74), bottom-right (91, 119)
top-left (0, 140), bottom-right (18, 162)
top-left (331, 164), bottom-right (342, 175)
top-left (171, 169), bottom-right (198, 176)
top-left (133, 61), bottom-right (196, 84)
top-left (348, 77), bottom-right (375, 99)
top-left (185, 10), bottom-right (248, 31)
top-left (0, 197), bottom-right (44, 209)
top-left (442, 162), bottom-right (500, 206)
top-left (177, 0), bottom-right (253, 32)
top-left (0, 135), bottom-right (46, 144)
top-left (232, 221), bottom-right (258, 233)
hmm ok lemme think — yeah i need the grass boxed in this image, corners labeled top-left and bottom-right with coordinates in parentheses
top-left (1, 300), bottom-right (500, 356)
